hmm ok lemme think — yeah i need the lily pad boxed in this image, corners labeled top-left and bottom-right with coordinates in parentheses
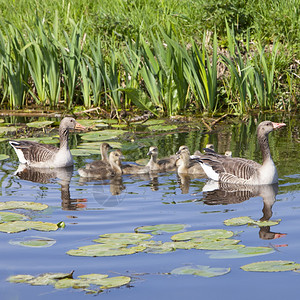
top-left (171, 229), bottom-right (234, 241)
top-left (143, 120), bottom-right (166, 125)
top-left (224, 216), bottom-right (280, 227)
top-left (0, 126), bottom-right (18, 135)
top-left (55, 278), bottom-right (89, 289)
top-left (192, 239), bottom-right (244, 250)
top-left (148, 124), bottom-right (178, 131)
top-left (0, 221), bottom-right (58, 233)
top-left (0, 201), bottom-right (48, 211)
top-left (96, 232), bottom-right (152, 244)
top-left (135, 224), bottom-right (187, 235)
top-left (0, 154), bottom-right (9, 161)
top-left (207, 247), bottom-right (274, 259)
top-left (140, 241), bottom-right (176, 254)
top-left (241, 260), bottom-right (300, 272)
top-left (0, 211), bottom-right (27, 222)
top-left (70, 148), bottom-right (101, 156)
top-left (67, 244), bottom-right (146, 257)
top-left (26, 121), bottom-right (54, 128)
top-left (9, 236), bottom-right (56, 248)
top-left (171, 265), bottom-right (230, 277)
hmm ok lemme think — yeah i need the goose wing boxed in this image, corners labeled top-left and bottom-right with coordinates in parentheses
top-left (199, 153), bottom-right (261, 181)
top-left (10, 141), bottom-right (58, 163)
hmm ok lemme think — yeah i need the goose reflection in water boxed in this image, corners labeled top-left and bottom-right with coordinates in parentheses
top-left (202, 181), bottom-right (286, 241)
top-left (14, 164), bottom-right (87, 210)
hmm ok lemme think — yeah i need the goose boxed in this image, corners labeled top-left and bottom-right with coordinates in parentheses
top-left (9, 117), bottom-right (85, 168)
top-left (78, 150), bottom-right (123, 178)
top-left (176, 145), bottom-right (206, 176)
top-left (82, 143), bottom-right (112, 170)
top-left (146, 146), bottom-right (177, 172)
top-left (198, 121), bottom-right (286, 185)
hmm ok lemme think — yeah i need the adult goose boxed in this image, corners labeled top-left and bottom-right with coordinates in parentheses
top-left (176, 145), bottom-right (206, 176)
top-left (83, 143), bottom-right (112, 170)
top-left (146, 146), bottom-right (177, 172)
top-left (198, 121), bottom-right (286, 185)
top-left (78, 150), bottom-right (123, 178)
top-left (9, 117), bottom-right (85, 168)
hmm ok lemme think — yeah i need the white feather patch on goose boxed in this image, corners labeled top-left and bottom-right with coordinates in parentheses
top-left (9, 141), bottom-right (27, 164)
top-left (198, 162), bottom-right (219, 181)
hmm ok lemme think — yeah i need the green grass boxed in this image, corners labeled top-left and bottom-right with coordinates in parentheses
top-left (0, 0), bottom-right (298, 115)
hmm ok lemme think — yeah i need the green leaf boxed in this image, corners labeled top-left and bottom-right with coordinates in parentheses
top-left (0, 211), bottom-right (27, 222)
top-left (224, 216), bottom-right (281, 227)
top-left (96, 232), bottom-right (152, 244)
top-left (135, 224), bottom-right (187, 235)
top-left (207, 247), bottom-right (274, 259)
top-left (26, 121), bottom-right (54, 128)
top-left (0, 201), bottom-right (48, 211)
top-left (171, 229), bottom-right (234, 241)
top-left (192, 239), bottom-right (243, 250)
top-left (148, 124), bottom-right (178, 131)
top-left (67, 244), bottom-right (146, 257)
top-left (9, 236), bottom-right (56, 248)
top-left (171, 265), bottom-right (230, 277)
top-left (70, 148), bottom-right (100, 156)
top-left (0, 154), bottom-right (9, 161)
top-left (57, 221), bottom-right (66, 228)
top-left (0, 221), bottom-right (58, 233)
top-left (241, 260), bottom-right (300, 272)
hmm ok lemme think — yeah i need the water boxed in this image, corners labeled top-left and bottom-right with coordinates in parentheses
top-left (0, 115), bottom-right (299, 299)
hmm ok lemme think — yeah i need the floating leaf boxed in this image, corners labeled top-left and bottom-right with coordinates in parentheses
top-left (171, 265), bottom-right (230, 277)
top-left (135, 224), bottom-right (187, 235)
top-left (241, 260), bottom-right (300, 272)
top-left (140, 241), bottom-right (176, 254)
top-left (143, 120), bottom-right (166, 125)
top-left (0, 211), bottom-right (27, 222)
top-left (207, 247), bottom-right (274, 259)
top-left (9, 236), bottom-right (56, 248)
top-left (7, 274), bottom-right (35, 283)
top-left (192, 239), bottom-right (243, 250)
top-left (77, 141), bottom-right (122, 149)
top-left (0, 126), bottom-right (18, 134)
top-left (98, 276), bottom-right (131, 289)
top-left (70, 148), bottom-right (100, 156)
top-left (0, 154), bottom-right (9, 161)
top-left (55, 278), bottom-right (90, 289)
top-left (26, 121), bottom-right (54, 128)
top-left (57, 221), bottom-right (66, 228)
top-left (224, 216), bottom-right (280, 227)
top-left (0, 201), bottom-right (48, 211)
top-left (0, 221), bottom-right (58, 233)
top-left (148, 124), bottom-right (177, 131)
top-left (171, 229), bottom-right (233, 241)
top-left (95, 232), bottom-right (152, 244)
top-left (67, 244), bottom-right (145, 257)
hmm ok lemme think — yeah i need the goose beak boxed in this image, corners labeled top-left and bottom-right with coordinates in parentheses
top-left (75, 122), bottom-right (86, 131)
top-left (176, 150), bottom-right (181, 155)
top-left (147, 151), bottom-right (151, 156)
top-left (272, 122), bottom-right (286, 130)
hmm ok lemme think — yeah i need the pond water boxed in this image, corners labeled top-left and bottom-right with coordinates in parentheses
top-left (0, 114), bottom-right (299, 299)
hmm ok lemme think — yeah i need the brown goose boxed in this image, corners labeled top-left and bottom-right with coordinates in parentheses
top-left (198, 121), bottom-right (286, 185)
top-left (176, 145), bottom-right (205, 176)
top-left (146, 146), bottom-right (177, 172)
top-left (9, 117), bottom-right (85, 168)
top-left (83, 143), bottom-right (112, 170)
top-left (78, 150), bottom-right (123, 178)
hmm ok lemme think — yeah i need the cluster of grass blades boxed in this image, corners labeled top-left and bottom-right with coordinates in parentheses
top-left (0, 15), bottom-right (297, 115)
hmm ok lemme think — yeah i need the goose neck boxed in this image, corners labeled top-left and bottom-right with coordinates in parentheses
top-left (258, 132), bottom-right (272, 163)
top-left (59, 127), bottom-right (70, 150)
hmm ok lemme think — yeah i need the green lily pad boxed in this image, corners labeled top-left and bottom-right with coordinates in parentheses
top-left (171, 229), bottom-right (234, 241)
top-left (192, 239), bottom-right (243, 250)
top-left (9, 236), bottom-right (56, 248)
top-left (100, 119), bottom-right (119, 124)
top-left (0, 126), bottom-right (18, 134)
top-left (0, 211), bottom-right (27, 222)
top-left (38, 137), bottom-right (60, 144)
top-left (80, 132), bottom-right (115, 142)
top-left (139, 241), bottom-right (176, 254)
top-left (67, 244), bottom-right (146, 257)
top-left (241, 260), bottom-right (300, 272)
top-left (8, 272), bottom-right (72, 285)
top-left (0, 201), bottom-right (48, 211)
top-left (70, 148), bottom-right (101, 156)
top-left (224, 216), bottom-right (280, 227)
top-left (55, 278), bottom-right (90, 289)
top-left (135, 224), bottom-right (187, 235)
top-left (26, 121), bottom-right (54, 128)
top-left (207, 246), bottom-right (275, 259)
top-left (98, 276), bottom-right (131, 289)
top-left (0, 154), bottom-right (9, 160)
top-left (0, 221), bottom-right (58, 233)
top-left (171, 265), bottom-right (230, 277)
top-left (143, 120), bottom-right (166, 125)
top-left (77, 141), bottom-right (122, 149)
top-left (95, 232), bottom-right (152, 244)
top-left (148, 124), bottom-right (178, 131)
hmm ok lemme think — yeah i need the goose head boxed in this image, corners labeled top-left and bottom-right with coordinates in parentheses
top-left (257, 121), bottom-right (286, 136)
top-left (147, 146), bottom-right (158, 157)
top-left (59, 117), bottom-right (85, 131)
top-left (110, 149), bottom-right (124, 166)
